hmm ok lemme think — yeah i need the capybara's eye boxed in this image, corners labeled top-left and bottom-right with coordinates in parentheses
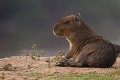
top-left (63, 20), bottom-right (70, 25)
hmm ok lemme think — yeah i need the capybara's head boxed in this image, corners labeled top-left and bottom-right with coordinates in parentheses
top-left (53, 13), bottom-right (82, 37)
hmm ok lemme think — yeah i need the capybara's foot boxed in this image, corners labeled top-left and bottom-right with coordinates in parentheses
top-left (56, 59), bottom-right (84, 67)
top-left (56, 58), bottom-right (68, 67)
top-left (56, 61), bottom-right (68, 67)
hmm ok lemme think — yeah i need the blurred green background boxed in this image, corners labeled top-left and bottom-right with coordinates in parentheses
top-left (0, 0), bottom-right (120, 57)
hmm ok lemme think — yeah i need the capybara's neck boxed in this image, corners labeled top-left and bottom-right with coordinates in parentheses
top-left (66, 19), bottom-right (102, 50)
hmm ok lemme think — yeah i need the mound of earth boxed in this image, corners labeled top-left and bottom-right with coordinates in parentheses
top-left (0, 56), bottom-right (120, 80)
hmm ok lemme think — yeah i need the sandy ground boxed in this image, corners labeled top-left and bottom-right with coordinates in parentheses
top-left (0, 56), bottom-right (120, 80)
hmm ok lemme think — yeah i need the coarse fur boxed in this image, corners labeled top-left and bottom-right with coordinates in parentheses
top-left (53, 13), bottom-right (119, 68)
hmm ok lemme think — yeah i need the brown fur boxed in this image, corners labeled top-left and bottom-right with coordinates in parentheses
top-left (53, 13), bottom-right (119, 68)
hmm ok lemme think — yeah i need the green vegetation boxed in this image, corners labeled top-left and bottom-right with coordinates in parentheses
top-left (27, 72), bottom-right (117, 80)
top-left (111, 69), bottom-right (120, 75)
top-left (45, 50), bottom-right (65, 68)
top-left (28, 72), bottom-right (47, 79)
top-left (52, 73), bottom-right (116, 80)
top-left (23, 44), bottom-right (66, 68)
top-left (52, 51), bottom-right (65, 65)
top-left (3, 63), bottom-right (13, 71)
top-left (23, 44), bottom-right (46, 60)
top-left (46, 57), bottom-right (51, 68)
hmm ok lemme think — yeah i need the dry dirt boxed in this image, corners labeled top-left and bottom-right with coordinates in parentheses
top-left (0, 56), bottom-right (120, 80)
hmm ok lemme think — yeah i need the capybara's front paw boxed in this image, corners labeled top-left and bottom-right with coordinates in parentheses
top-left (55, 58), bottom-right (68, 67)
top-left (56, 61), bottom-right (66, 66)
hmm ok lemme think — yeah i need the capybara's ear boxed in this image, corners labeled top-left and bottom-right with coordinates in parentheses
top-left (74, 13), bottom-right (81, 22)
